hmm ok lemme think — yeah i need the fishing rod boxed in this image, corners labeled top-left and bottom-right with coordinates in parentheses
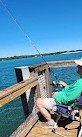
top-left (0, 0), bottom-right (59, 84)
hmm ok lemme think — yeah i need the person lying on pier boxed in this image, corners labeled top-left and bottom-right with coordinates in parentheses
top-left (36, 58), bottom-right (82, 128)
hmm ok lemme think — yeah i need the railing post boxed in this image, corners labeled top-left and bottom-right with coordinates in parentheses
top-left (28, 64), bottom-right (52, 98)
top-left (36, 83), bottom-right (41, 98)
top-left (45, 67), bottom-right (52, 97)
top-left (15, 66), bottom-right (30, 119)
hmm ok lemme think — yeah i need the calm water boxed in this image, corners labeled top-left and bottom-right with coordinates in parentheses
top-left (0, 52), bottom-right (82, 137)
top-left (0, 52), bottom-right (82, 91)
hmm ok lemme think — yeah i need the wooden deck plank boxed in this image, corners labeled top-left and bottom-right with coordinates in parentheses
top-left (27, 120), bottom-right (80, 137)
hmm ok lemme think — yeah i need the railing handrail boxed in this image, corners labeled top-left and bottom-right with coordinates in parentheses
top-left (47, 60), bottom-right (76, 68)
top-left (0, 76), bottom-right (38, 107)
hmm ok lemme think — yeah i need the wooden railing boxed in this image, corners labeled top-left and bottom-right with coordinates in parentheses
top-left (0, 62), bottom-right (51, 137)
top-left (0, 77), bottom-right (39, 107)
top-left (0, 76), bottom-right (41, 137)
top-left (0, 60), bottom-right (77, 137)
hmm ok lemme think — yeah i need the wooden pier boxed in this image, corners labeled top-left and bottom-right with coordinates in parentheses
top-left (27, 120), bottom-right (80, 137)
top-left (0, 60), bottom-right (82, 137)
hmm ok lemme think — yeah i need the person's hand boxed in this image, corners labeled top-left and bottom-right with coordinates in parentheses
top-left (52, 90), bottom-right (58, 97)
top-left (58, 81), bottom-right (67, 88)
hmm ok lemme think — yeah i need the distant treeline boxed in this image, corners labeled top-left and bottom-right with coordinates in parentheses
top-left (0, 50), bottom-right (82, 61)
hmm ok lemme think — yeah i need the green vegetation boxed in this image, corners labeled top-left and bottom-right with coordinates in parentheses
top-left (0, 50), bottom-right (82, 61)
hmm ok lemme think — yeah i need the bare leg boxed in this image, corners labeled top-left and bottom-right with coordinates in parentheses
top-left (36, 98), bottom-right (53, 122)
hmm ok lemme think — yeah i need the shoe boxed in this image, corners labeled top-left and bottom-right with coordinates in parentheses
top-left (39, 122), bottom-right (55, 129)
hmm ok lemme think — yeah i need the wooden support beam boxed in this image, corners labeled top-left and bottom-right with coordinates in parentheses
top-left (15, 66), bottom-right (31, 119)
top-left (36, 83), bottom-right (41, 98)
top-left (45, 67), bottom-right (52, 98)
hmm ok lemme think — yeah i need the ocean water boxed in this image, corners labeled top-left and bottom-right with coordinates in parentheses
top-left (0, 51), bottom-right (82, 91)
top-left (0, 51), bottom-right (82, 137)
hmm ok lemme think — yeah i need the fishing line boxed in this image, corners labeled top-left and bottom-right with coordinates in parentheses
top-left (0, 0), bottom-right (59, 82)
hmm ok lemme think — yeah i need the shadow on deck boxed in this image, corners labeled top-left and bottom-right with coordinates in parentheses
top-left (27, 115), bottom-right (80, 137)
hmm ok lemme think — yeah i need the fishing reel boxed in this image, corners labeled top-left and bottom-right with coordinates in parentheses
top-left (50, 81), bottom-right (58, 88)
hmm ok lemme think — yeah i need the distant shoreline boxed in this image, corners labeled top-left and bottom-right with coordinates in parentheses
top-left (0, 50), bottom-right (82, 61)
top-left (61, 51), bottom-right (82, 54)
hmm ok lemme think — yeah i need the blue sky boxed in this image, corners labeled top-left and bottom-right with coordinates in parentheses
top-left (0, 0), bottom-right (82, 58)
